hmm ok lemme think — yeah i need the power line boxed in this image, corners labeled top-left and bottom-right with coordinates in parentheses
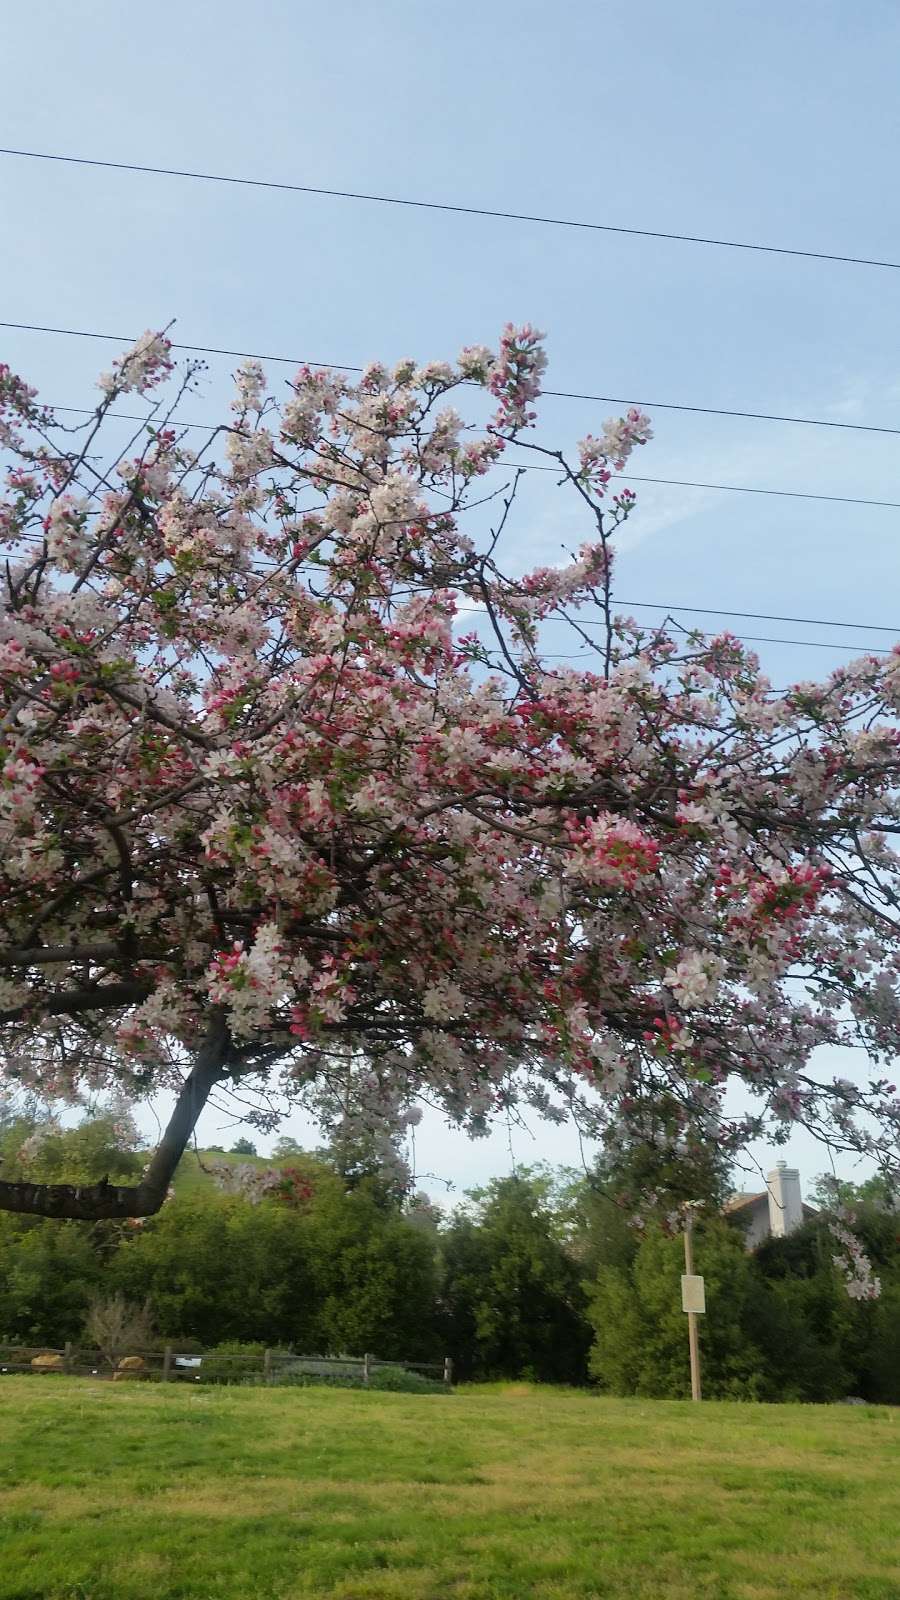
top-left (40, 399), bottom-right (900, 517)
top-left (544, 393), bottom-right (900, 439)
top-left (659, 632), bottom-right (891, 655)
top-left (51, 403), bottom-right (219, 428)
top-left (5, 482), bottom-right (892, 644)
top-left (0, 321), bottom-right (357, 376)
top-left (509, 462), bottom-right (900, 512)
top-left (458, 600), bottom-right (899, 639)
top-left (7, 318), bottom-right (900, 446)
top-left (541, 635), bottom-right (891, 657)
top-left (596, 600), bottom-right (900, 636)
top-left (2, 436), bottom-right (890, 655)
top-left (4, 495), bottom-right (890, 648)
top-left (457, 607), bottom-right (895, 656)
top-left (2, 145), bottom-right (900, 275)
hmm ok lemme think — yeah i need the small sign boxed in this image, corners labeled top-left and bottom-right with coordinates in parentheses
top-left (681, 1273), bottom-right (706, 1314)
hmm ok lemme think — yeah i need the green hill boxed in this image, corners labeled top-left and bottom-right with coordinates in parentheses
top-left (171, 1149), bottom-right (276, 1200)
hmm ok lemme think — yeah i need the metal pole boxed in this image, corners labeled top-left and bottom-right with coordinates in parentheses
top-left (683, 1210), bottom-right (702, 1402)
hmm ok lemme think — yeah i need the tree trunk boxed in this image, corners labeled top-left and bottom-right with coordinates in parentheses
top-left (0, 1014), bottom-right (229, 1219)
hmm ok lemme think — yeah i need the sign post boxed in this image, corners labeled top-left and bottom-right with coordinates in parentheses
top-left (682, 1207), bottom-right (704, 1402)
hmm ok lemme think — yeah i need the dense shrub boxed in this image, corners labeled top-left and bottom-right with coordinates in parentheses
top-left (273, 1364), bottom-right (449, 1394)
top-left (368, 1365), bottom-right (448, 1394)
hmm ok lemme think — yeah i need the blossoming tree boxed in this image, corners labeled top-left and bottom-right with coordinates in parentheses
top-left (1, 325), bottom-right (899, 1231)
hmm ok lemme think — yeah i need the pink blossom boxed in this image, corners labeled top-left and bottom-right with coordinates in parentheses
top-left (98, 330), bottom-right (174, 397)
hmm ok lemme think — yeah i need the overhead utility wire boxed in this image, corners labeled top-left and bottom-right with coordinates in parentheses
top-left (8, 329), bottom-right (900, 656)
top-left (511, 460), bottom-right (900, 510)
top-left (15, 397), bottom-right (899, 654)
top-left (595, 601), bottom-right (899, 636)
top-left (544, 393), bottom-right (900, 438)
top-left (541, 635), bottom-right (892, 657)
top-left (5, 494), bottom-right (890, 648)
top-left (39, 399), bottom-right (900, 518)
top-left (5, 433), bottom-right (892, 654)
top-left (2, 145), bottom-right (900, 274)
top-left (458, 601), bottom-right (900, 636)
top-left (7, 319), bottom-right (900, 446)
top-left (0, 320), bottom-right (359, 378)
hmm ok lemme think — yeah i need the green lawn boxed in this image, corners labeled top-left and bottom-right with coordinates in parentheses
top-left (0, 1379), bottom-right (898, 1600)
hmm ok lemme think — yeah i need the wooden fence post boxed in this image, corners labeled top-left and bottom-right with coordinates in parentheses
top-left (443, 1356), bottom-right (453, 1388)
top-left (63, 1341), bottom-right (72, 1375)
top-left (363, 1352), bottom-right (371, 1384)
top-left (263, 1348), bottom-right (272, 1385)
top-left (162, 1344), bottom-right (172, 1383)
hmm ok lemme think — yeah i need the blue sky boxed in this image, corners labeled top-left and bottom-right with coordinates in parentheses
top-left (3, 0), bottom-right (900, 1195)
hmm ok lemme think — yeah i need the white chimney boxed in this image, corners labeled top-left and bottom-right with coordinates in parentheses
top-left (767, 1161), bottom-right (803, 1238)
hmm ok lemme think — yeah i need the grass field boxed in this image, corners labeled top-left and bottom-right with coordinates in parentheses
top-left (0, 1380), bottom-right (898, 1600)
top-left (171, 1148), bottom-right (276, 1199)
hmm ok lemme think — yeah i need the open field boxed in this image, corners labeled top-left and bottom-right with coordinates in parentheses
top-left (0, 1380), bottom-right (898, 1600)
top-left (170, 1148), bottom-right (277, 1199)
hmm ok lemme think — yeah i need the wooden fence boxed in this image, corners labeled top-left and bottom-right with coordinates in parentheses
top-left (0, 1343), bottom-right (453, 1386)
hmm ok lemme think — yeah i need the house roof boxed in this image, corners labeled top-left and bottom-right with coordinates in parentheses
top-left (724, 1192), bottom-right (819, 1224)
top-left (724, 1191), bottom-right (767, 1214)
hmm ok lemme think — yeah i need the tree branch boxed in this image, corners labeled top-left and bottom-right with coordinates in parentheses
top-left (0, 981), bottom-right (151, 1025)
top-left (0, 943), bottom-right (131, 969)
top-left (0, 1012), bottom-right (230, 1218)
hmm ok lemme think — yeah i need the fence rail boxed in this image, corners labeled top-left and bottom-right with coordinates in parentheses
top-left (0, 1343), bottom-right (453, 1387)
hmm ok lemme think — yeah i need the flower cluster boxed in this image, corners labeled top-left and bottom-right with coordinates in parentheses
top-left (566, 815), bottom-right (661, 888)
top-left (43, 495), bottom-right (90, 572)
top-left (488, 322), bottom-right (547, 432)
top-left (829, 1215), bottom-right (882, 1300)
top-left (232, 359), bottom-right (267, 413)
top-left (98, 330), bottom-right (174, 397)
top-left (664, 953), bottom-right (725, 1010)
top-left (206, 923), bottom-right (287, 1038)
top-left (577, 408), bottom-right (653, 493)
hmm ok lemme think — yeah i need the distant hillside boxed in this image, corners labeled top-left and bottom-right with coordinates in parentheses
top-left (172, 1149), bottom-right (275, 1200)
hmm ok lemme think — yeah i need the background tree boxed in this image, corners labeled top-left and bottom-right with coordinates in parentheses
top-left (2, 330), bottom-right (900, 1227)
top-left (0, 1212), bottom-right (103, 1344)
top-left (562, 1114), bottom-right (735, 1281)
top-left (439, 1171), bottom-right (590, 1382)
top-left (753, 1189), bottom-right (900, 1402)
top-left (109, 1154), bottom-right (440, 1356)
top-left (1, 1101), bottom-right (897, 1396)
top-left (0, 1111), bottom-right (143, 1342)
top-left (587, 1217), bottom-right (767, 1399)
top-left (866, 1283), bottom-right (900, 1404)
top-left (0, 1110), bottom-right (143, 1189)
top-left (271, 1136), bottom-right (303, 1158)
top-left (84, 1292), bottom-right (155, 1369)
top-left (316, 1125), bottom-right (413, 1213)
top-left (306, 1180), bottom-right (439, 1359)
top-left (588, 1187), bottom-right (900, 1404)
top-left (111, 1189), bottom-right (323, 1348)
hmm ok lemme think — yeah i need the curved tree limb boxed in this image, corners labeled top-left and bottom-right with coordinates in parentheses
top-left (0, 1012), bottom-right (229, 1219)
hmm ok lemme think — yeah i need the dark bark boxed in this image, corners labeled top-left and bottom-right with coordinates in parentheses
top-left (0, 1014), bottom-right (229, 1219)
top-left (0, 981), bottom-right (151, 1026)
